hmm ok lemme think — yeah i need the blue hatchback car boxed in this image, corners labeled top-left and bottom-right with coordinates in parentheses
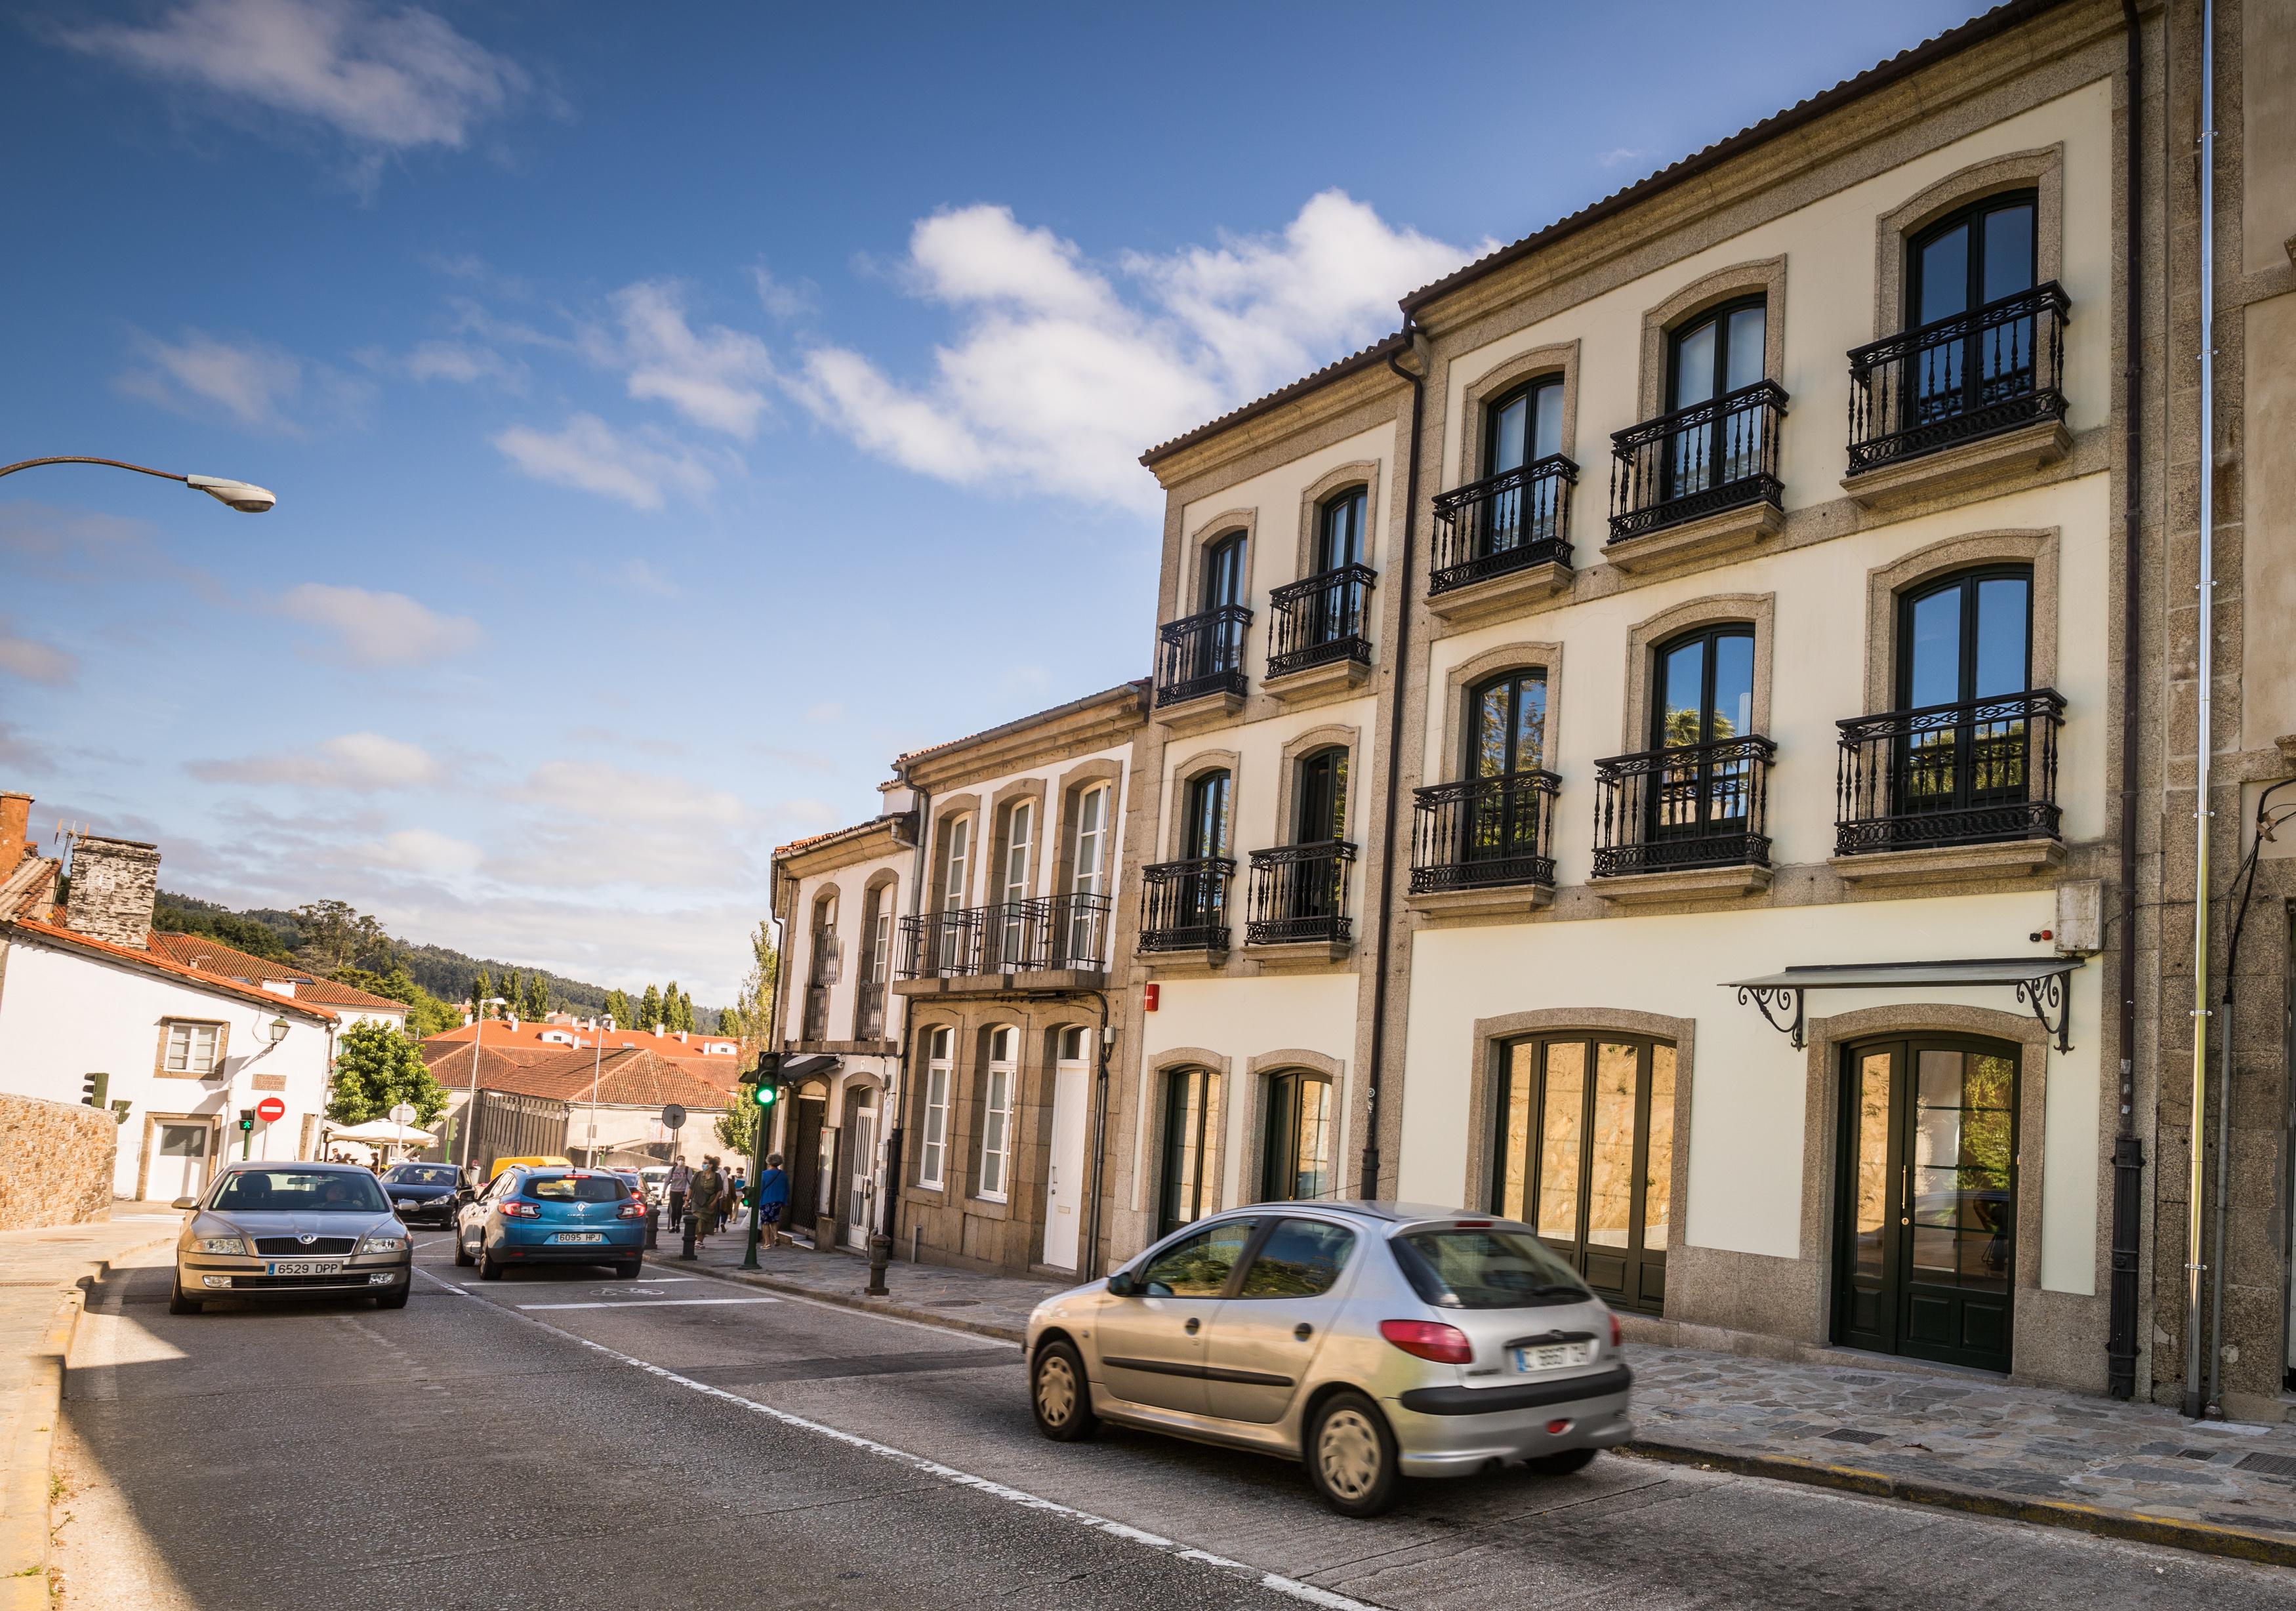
top-left (454, 1166), bottom-right (646, 1279)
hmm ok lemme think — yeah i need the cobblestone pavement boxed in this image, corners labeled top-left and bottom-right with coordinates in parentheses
top-left (665, 1223), bottom-right (2296, 1556)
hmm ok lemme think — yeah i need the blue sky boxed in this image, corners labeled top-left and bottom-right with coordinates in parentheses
top-left (1, 0), bottom-right (1996, 1003)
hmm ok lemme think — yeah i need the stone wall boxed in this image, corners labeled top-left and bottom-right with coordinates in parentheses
top-left (0, 1093), bottom-right (118, 1230)
top-left (62, 835), bottom-right (159, 948)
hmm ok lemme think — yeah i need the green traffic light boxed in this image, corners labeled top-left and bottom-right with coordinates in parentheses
top-left (752, 1083), bottom-right (778, 1109)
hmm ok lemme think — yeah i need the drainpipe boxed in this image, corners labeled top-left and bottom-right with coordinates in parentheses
top-left (2106, 0), bottom-right (2147, 1405)
top-left (2182, 0), bottom-right (2219, 1423)
top-left (874, 773), bottom-right (930, 1276)
top-left (1078, 987), bottom-right (1114, 1280)
top-left (1357, 325), bottom-right (1427, 1202)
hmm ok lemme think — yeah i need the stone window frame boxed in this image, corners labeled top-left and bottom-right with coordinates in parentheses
top-left (1463, 1008), bottom-right (1696, 1265)
top-left (1271, 723), bottom-right (1363, 847)
top-left (985, 777), bottom-right (1050, 907)
top-left (135, 1109), bottom-right (224, 1201)
top-left (1436, 641), bottom-right (1565, 785)
top-left (1635, 256), bottom-right (1790, 422)
top-left (1872, 144), bottom-right (2064, 338)
top-left (1161, 748), bottom-right (1244, 862)
top-left (1619, 593), bottom-right (1777, 752)
top-left (832, 1070), bottom-right (887, 1234)
top-left (1794, 1004), bottom-right (2051, 1341)
top-left (1242, 1048), bottom-right (1347, 1205)
top-left (928, 795), bottom-right (981, 912)
top-left (806, 887), bottom-right (842, 987)
top-left (972, 1020), bottom-right (1023, 1206)
top-left (911, 1021), bottom-right (958, 1193)
top-left (155, 1017), bottom-right (228, 1079)
top-left (1456, 339), bottom-right (1582, 487)
top-left (1185, 508), bottom-right (1258, 616)
top-left (1860, 528), bottom-right (2059, 716)
top-left (1050, 758), bottom-right (1125, 899)
top-left (1294, 460), bottom-right (1384, 582)
top-left (857, 870), bottom-right (900, 990)
top-left (1144, 1046), bottom-right (1232, 1231)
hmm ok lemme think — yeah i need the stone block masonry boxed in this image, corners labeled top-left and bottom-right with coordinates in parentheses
top-left (61, 835), bottom-right (159, 949)
top-left (0, 1093), bottom-right (117, 1231)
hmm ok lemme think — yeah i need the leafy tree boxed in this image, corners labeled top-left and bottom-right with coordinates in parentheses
top-left (730, 921), bottom-right (779, 1055)
top-left (499, 970), bottom-right (522, 1017)
top-left (717, 1005), bottom-right (744, 1038)
top-left (522, 971), bottom-right (551, 1021)
top-left (715, 1080), bottom-right (764, 1154)
top-left (293, 899), bottom-right (389, 973)
top-left (638, 984), bottom-right (663, 1032)
top-left (603, 988), bottom-right (631, 1029)
top-left (333, 966), bottom-right (388, 996)
top-left (367, 964), bottom-right (461, 1038)
top-left (470, 969), bottom-right (493, 1019)
top-left (326, 1021), bottom-right (448, 1127)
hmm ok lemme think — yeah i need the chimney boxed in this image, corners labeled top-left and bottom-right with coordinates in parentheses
top-left (0, 793), bottom-right (29, 870)
top-left (62, 834), bottom-right (160, 948)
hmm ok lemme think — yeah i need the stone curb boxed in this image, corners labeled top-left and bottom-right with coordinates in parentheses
top-left (0, 1233), bottom-right (176, 1610)
top-left (672, 1254), bottom-right (1031, 1347)
top-left (1620, 1438), bottom-right (2296, 1570)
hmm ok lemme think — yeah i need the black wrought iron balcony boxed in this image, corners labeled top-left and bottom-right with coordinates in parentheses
top-left (1155, 605), bottom-right (1252, 707)
top-left (1429, 455), bottom-right (1578, 596)
top-left (1139, 857), bottom-right (1235, 952)
top-left (1409, 773), bottom-right (1559, 893)
top-left (1267, 564), bottom-right (1376, 680)
top-left (1592, 735), bottom-right (1778, 878)
top-left (1246, 841), bottom-right (1356, 946)
top-left (899, 893), bottom-right (1114, 979)
top-left (1847, 283), bottom-right (2069, 474)
top-left (800, 984), bottom-right (830, 1042)
top-left (854, 981), bottom-right (886, 1040)
top-left (1609, 380), bottom-right (1787, 544)
top-left (1835, 689), bottom-right (2064, 855)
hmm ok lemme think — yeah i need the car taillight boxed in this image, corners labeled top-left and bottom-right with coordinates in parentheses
top-left (500, 1200), bottom-right (539, 1219)
top-left (617, 1202), bottom-right (644, 1219)
top-left (1379, 1320), bottom-right (1473, 1364)
top-left (1609, 1312), bottom-right (1622, 1349)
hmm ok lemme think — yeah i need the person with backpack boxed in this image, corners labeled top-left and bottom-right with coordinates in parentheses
top-left (756, 1154), bottom-right (790, 1250)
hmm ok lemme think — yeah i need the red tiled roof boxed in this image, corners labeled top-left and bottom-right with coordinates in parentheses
top-left (5, 918), bottom-right (337, 1021)
top-left (144, 932), bottom-right (409, 1013)
top-left (432, 1046), bottom-right (733, 1111)
top-left (425, 1021), bottom-right (741, 1058)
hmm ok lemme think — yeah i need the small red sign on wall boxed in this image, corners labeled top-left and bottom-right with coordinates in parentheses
top-left (255, 1095), bottom-right (286, 1124)
top-left (1142, 983), bottom-right (1160, 1013)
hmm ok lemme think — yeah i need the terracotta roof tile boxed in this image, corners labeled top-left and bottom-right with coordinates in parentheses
top-left (143, 933), bottom-right (409, 1013)
top-left (424, 1021), bottom-right (741, 1058)
top-left (7, 918), bottom-right (337, 1021)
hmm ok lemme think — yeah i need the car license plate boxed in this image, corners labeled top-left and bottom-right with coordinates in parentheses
top-left (551, 1232), bottom-right (607, 1244)
top-left (1511, 1340), bottom-right (1595, 1374)
top-left (265, 1259), bottom-right (345, 1276)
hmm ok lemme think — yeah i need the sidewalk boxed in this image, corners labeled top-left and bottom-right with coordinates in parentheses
top-left (670, 1223), bottom-right (2296, 1568)
top-left (0, 1208), bottom-right (182, 1609)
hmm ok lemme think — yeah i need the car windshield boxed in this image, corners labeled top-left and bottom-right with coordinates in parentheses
top-left (1391, 1226), bottom-right (1591, 1309)
top-left (383, 1166), bottom-right (457, 1187)
top-left (524, 1174), bottom-right (628, 1204)
top-left (212, 1170), bottom-right (390, 1214)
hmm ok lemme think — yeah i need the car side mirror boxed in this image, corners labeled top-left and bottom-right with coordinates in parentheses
top-left (1105, 1270), bottom-right (1138, 1297)
top-left (171, 1196), bottom-right (198, 1211)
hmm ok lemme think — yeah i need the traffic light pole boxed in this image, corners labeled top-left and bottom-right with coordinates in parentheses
top-left (740, 1053), bottom-right (780, 1273)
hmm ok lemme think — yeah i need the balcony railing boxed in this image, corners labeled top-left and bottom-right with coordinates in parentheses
top-left (1267, 564), bottom-right (1376, 680)
top-left (1139, 857), bottom-right (1235, 952)
top-left (1429, 455), bottom-right (1578, 595)
top-left (1835, 689), bottom-right (2064, 855)
top-left (897, 893), bottom-right (1114, 979)
top-left (855, 981), bottom-right (886, 1040)
top-left (1246, 841), bottom-right (1357, 946)
top-left (800, 985), bottom-right (830, 1042)
top-left (1592, 735), bottom-right (1777, 878)
top-left (1409, 772), bottom-right (1559, 894)
top-left (1609, 380), bottom-right (1787, 543)
top-left (1847, 283), bottom-right (2069, 474)
top-left (1155, 605), bottom-right (1252, 707)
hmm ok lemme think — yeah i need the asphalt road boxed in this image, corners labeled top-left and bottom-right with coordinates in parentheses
top-left (50, 1237), bottom-right (2296, 1610)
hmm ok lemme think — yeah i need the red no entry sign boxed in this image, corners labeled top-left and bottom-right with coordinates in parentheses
top-left (255, 1095), bottom-right (286, 1124)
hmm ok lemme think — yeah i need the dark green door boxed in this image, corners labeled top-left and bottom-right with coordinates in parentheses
top-left (1835, 1036), bottom-right (2017, 1372)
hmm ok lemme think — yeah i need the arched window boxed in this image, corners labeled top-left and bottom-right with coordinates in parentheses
top-left (1909, 194), bottom-right (2036, 325)
top-left (1899, 566), bottom-right (2032, 709)
top-left (1181, 769), bottom-right (1231, 861)
top-left (916, 1026), bottom-right (953, 1189)
top-left (1468, 670), bottom-right (1546, 778)
top-left (977, 1025), bottom-right (1017, 1201)
top-left (1314, 487), bottom-right (1366, 573)
top-left (994, 799), bottom-right (1036, 967)
top-left (1293, 746), bottom-right (1348, 844)
top-left (1448, 669), bottom-right (1550, 878)
top-left (1158, 1066), bottom-right (1220, 1237)
top-left (1071, 784), bottom-right (1111, 897)
top-left (1666, 296), bottom-right (1767, 498)
top-left (1648, 624), bottom-right (1758, 848)
top-left (1485, 377), bottom-right (1564, 478)
top-left (1261, 1070), bottom-right (1333, 1203)
top-left (1201, 531), bottom-right (1246, 611)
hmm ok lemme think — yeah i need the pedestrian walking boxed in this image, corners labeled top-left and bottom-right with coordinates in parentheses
top-left (688, 1156), bottom-right (723, 1249)
top-left (665, 1156), bottom-right (691, 1231)
top-left (722, 1168), bottom-right (745, 1233)
top-left (757, 1154), bottom-right (789, 1251)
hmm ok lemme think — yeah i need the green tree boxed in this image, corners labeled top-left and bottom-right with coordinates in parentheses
top-left (638, 984), bottom-right (663, 1032)
top-left (715, 1080), bottom-right (764, 1154)
top-left (470, 969), bottom-right (493, 1019)
top-left (522, 971), bottom-right (551, 1021)
top-left (325, 1021), bottom-right (449, 1127)
top-left (371, 964), bottom-right (461, 1038)
top-left (717, 1005), bottom-right (745, 1038)
top-left (664, 981), bottom-right (691, 1032)
top-left (500, 971), bottom-right (522, 1017)
top-left (293, 899), bottom-right (389, 973)
top-left (603, 988), bottom-right (631, 1029)
top-left (730, 921), bottom-right (779, 1055)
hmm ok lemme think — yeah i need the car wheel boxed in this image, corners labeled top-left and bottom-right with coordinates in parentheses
top-left (476, 1242), bottom-right (504, 1281)
top-left (1030, 1339), bottom-right (1097, 1442)
top-left (453, 1228), bottom-right (476, 1267)
top-left (615, 1258), bottom-right (644, 1279)
top-left (1525, 1446), bottom-right (1597, 1477)
top-left (1305, 1390), bottom-right (1400, 1517)
top-left (167, 1276), bottom-right (202, 1316)
top-left (375, 1282), bottom-right (411, 1310)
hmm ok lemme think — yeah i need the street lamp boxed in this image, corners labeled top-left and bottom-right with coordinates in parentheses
top-left (266, 1016), bottom-right (290, 1044)
top-left (459, 998), bottom-right (506, 1177)
top-left (0, 456), bottom-right (276, 512)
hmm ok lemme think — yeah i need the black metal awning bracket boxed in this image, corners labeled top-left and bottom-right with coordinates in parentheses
top-left (2016, 971), bottom-right (2071, 1053)
top-left (1737, 985), bottom-right (1806, 1050)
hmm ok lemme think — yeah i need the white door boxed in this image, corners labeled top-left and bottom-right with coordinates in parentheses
top-left (1042, 1055), bottom-right (1089, 1270)
top-left (155, 1122), bottom-right (211, 1201)
top-left (845, 1104), bottom-right (876, 1250)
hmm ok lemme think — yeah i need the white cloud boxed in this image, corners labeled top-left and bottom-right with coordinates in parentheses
top-left (516, 761), bottom-right (745, 828)
top-left (618, 558), bottom-right (678, 598)
top-left (610, 281), bottom-right (775, 439)
top-left (371, 338), bottom-right (525, 390)
top-left (1596, 146), bottom-right (1653, 169)
top-left (53, 0), bottom-right (528, 152)
top-left (115, 329), bottom-right (363, 433)
top-left (189, 731), bottom-right (440, 789)
top-left (277, 582), bottom-right (483, 664)
top-left (0, 624), bottom-right (76, 686)
top-left (792, 191), bottom-right (1478, 508)
top-left (801, 701), bottom-right (845, 725)
top-left (362, 826), bottom-right (483, 876)
top-left (492, 413), bottom-right (716, 510)
top-left (750, 266), bottom-right (816, 322)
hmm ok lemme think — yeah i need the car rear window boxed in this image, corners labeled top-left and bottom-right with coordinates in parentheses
top-left (1391, 1227), bottom-right (1591, 1309)
top-left (524, 1174), bottom-right (628, 1203)
top-left (384, 1166), bottom-right (457, 1187)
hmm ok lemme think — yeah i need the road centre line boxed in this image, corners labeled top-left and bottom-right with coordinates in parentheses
top-left (413, 1267), bottom-right (1382, 1611)
top-left (518, 1298), bottom-right (783, 1311)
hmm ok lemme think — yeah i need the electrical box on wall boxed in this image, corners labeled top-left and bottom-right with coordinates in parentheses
top-left (2055, 880), bottom-right (2103, 956)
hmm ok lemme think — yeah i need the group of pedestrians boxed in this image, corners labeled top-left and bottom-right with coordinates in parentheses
top-left (663, 1152), bottom-right (792, 1250)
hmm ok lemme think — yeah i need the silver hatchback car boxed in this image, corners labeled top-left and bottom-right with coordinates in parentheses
top-left (1025, 1202), bottom-right (1631, 1515)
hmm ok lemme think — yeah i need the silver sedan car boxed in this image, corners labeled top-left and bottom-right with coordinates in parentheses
top-left (1025, 1202), bottom-right (1631, 1515)
top-left (172, 1160), bottom-right (414, 1315)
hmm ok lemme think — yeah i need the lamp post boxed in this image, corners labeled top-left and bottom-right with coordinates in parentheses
top-left (0, 456), bottom-right (276, 511)
top-left (583, 1015), bottom-right (613, 1167)
top-left (459, 998), bottom-right (506, 1179)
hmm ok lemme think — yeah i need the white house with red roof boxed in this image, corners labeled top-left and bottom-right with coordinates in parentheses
top-left (0, 794), bottom-right (339, 1202)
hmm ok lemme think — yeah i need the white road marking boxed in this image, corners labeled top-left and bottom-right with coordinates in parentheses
top-left (415, 1265), bottom-right (1382, 1611)
top-left (516, 1297), bottom-right (782, 1311)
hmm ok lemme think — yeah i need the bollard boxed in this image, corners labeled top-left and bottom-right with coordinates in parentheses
top-left (645, 1203), bottom-right (660, 1251)
top-left (865, 1231), bottom-right (892, 1296)
top-left (678, 1212), bottom-right (697, 1261)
